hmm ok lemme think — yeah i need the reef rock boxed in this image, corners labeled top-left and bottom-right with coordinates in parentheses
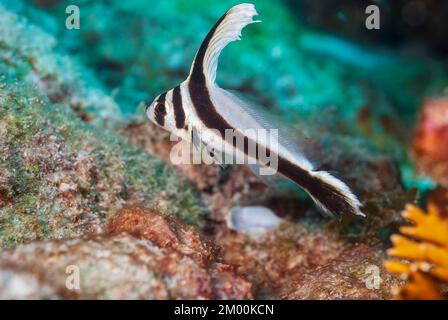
top-left (282, 244), bottom-right (402, 300)
top-left (0, 69), bottom-right (203, 249)
top-left (0, 207), bottom-right (252, 299)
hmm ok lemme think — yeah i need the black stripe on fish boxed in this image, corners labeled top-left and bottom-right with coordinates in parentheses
top-left (172, 86), bottom-right (186, 129)
top-left (188, 7), bottom-right (232, 134)
top-left (155, 92), bottom-right (167, 127)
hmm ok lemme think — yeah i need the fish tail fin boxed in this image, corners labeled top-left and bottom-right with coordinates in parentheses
top-left (295, 169), bottom-right (365, 218)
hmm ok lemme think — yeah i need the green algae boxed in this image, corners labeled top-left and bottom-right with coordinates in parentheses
top-left (0, 76), bottom-right (205, 248)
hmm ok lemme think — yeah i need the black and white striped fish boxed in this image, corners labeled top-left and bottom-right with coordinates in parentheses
top-left (146, 3), bottom-right (364, 218)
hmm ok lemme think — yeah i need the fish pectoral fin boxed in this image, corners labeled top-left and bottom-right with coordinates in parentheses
top-left (205, 146), bottom-right (226, 167)
top-left (190, 127), bottom-right (225, 167)
top-left (189, 4), bottom-right (260, 84)
top-left (190, 126), bottom-right (202, 152)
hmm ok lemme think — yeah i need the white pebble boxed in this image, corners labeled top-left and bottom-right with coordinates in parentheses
top-left (226, 206), bottom-right (282, 236)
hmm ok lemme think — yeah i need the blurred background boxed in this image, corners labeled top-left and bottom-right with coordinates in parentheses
top-left (3, 0), bottom-right (447, 113)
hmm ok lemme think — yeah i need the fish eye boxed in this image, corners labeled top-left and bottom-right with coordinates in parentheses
top-left (155, 103), bottom-right (166, 114)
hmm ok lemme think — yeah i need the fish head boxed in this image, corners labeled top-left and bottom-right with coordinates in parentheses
top-left (146, 90), bottom-right (176, 132)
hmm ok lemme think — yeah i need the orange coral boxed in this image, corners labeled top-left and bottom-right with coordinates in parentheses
top-left (385, 203), bottom-right (448, 299)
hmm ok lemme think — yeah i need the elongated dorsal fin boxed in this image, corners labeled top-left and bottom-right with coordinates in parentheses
top-left (188, 3), bottom-right (260, 85)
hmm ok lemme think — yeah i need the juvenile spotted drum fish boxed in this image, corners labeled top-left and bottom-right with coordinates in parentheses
top-left (146, 3), bottom-right (364, 218)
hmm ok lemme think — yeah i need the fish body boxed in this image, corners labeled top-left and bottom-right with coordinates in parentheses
top-left (147, 3), bottom-right (364, 218)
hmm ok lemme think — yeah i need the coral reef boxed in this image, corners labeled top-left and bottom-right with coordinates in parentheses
top-left (0, 0), bottom-right (447, 300)
top-left (0, 68), bottom-right (204, 249)
top-left (385, 203), bottom-right (448, 299)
